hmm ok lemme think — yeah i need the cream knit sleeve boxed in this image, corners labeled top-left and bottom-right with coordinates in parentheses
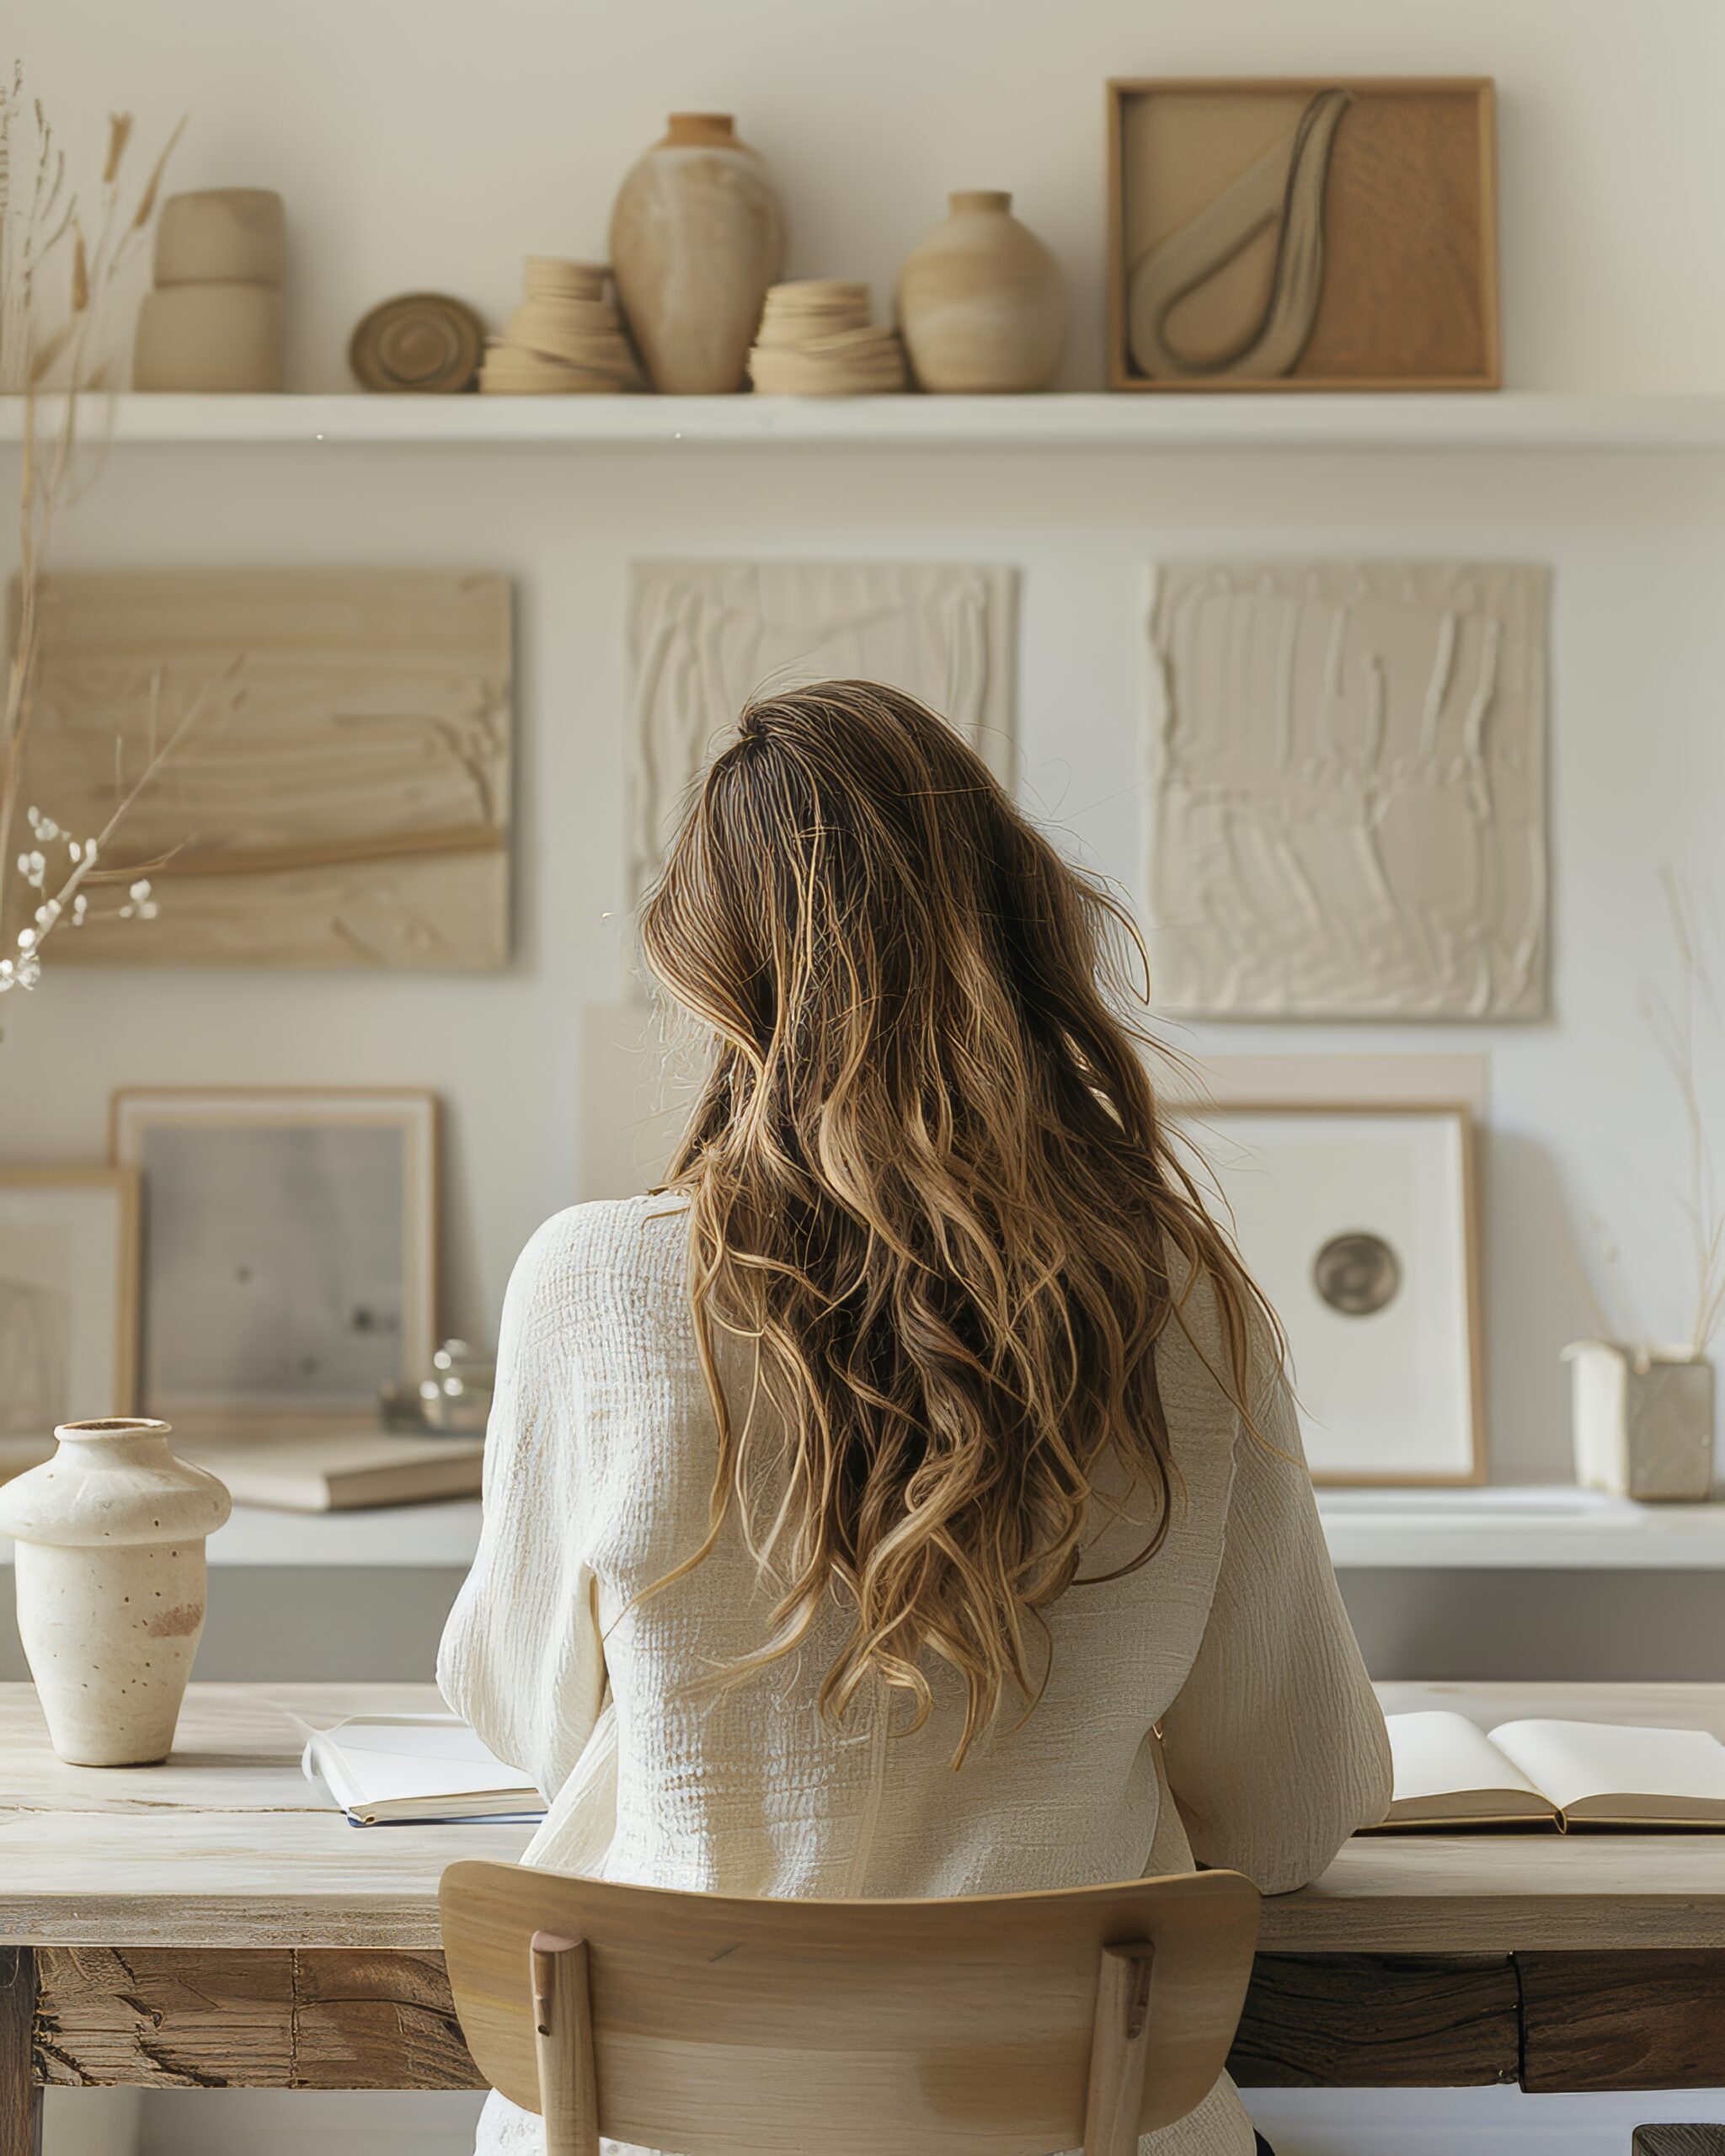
top-left (1157, 1363), bottom-right (1391, 1896)
top-left (436, 1210), bottom-right (608, 1806)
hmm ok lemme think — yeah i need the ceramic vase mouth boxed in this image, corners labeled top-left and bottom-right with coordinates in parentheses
top-left (56, 1418), bottom-right (174, 1441)
top-left (949, 189), bottom-right (1013, 216)
top-left (665, 112), bottom-right (737, 143)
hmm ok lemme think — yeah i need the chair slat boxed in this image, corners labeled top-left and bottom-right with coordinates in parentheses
top-left (530, 1933), bottom-right (597, 2156)
top-left (1084, 1944), bottom-right (1156, 2156)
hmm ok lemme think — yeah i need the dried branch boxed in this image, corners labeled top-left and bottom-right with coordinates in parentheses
top-left (0, 80), bottom-right (186, 1018)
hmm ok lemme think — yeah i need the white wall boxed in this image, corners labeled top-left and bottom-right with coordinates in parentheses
top-left (5, 444), bottom-right (1724, 1492)
top-left (5, 4), bottom-right (1725, 1503)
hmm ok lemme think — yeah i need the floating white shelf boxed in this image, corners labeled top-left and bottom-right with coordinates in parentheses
top-left (6, 1486), bottom-right (1724, 1570)
top-left (1318, 1485), bottom-right (1725, 1571)
top-left (0, 1501), bottom-right (484, 1570)
top-left (4, 391), bottom-right (1725, 451)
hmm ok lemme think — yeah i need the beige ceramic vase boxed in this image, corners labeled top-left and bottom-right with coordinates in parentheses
top-left (132, 187), bottom-right (287, 392)
top-left (896, 190), bottom-right (1067, 392)
top-left (609, 113), bottom-right (786, 393)
top-left (0, 1419), bottom-right (232, 1765)
top-left (133, 282), bottom-right (286, 391)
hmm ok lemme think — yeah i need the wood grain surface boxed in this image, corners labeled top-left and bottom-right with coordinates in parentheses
top-left (11, 569), bottom-right (512, 969)
top-left (8, 1683), bottom-right (1725, 2106)
top-left (0, 1951), bottom-right (39, 2156)
top-left (6, 1684), bottom-right (1725, 1953)
top-left (1520, 1952), bottom-right (1725, 2093)
top-left (0, 1683), bottom-right (475, 1812)
top-left (1226, 1953), bottom-right (1518, 2087)
top-left (21, 1946), bottom-right (1725, 2098)
top-left (32, 1946), bottom-right (482, 2090)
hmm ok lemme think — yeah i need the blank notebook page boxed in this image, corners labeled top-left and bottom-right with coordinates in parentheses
top-left (312, 1716), bottom-right (532, 1804)
top-left (1489, 1720), bottom-right (1725, 1812)
top-left (1387, 1711), bottom-right (1541, 1801)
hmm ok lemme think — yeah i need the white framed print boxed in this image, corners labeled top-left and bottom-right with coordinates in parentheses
top-left (1175, 1102), bottom-right (1484, 1485)
top-left (111, 1089), bottom-right (439, 1422)
top-left (0, 1166), bottom-right (140, 1454)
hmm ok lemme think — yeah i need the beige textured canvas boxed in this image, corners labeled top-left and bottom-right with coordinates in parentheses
top-left (624, 558), bottom-right (1016, 918)
top-left (12, 569), bottom-right (512, 969)
top-left (1146, 559), bottom-right (1547, 1020)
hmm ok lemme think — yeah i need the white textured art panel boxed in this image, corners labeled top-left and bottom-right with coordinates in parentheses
top-left (625, 558), bottom-right (1016, 915)
top-left (1146, 559), bottom-right (1548, 1019)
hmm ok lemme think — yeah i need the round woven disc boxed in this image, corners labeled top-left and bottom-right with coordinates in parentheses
top-left (349, 292), bottom-right (486, 393)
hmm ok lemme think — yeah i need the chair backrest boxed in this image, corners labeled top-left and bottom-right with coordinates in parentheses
top-left (440, 1860), bottom-right (1260, 2156)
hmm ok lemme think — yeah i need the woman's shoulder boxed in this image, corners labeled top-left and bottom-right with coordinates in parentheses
top-left (1155, 1251), bottom-right (1285, 1431)
top-left (504, 1193), bottom-right (692, 1334)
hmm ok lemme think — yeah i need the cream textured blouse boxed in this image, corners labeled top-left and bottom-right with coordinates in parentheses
top-left (438, 1193), bottom-right (1391, 2156)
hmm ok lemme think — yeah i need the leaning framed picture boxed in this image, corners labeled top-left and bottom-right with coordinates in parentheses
top-left (1174, 1102), bottom-right (1485, 1484)
top-left (1107, 77), bottom-right (1500, 392)
top-left (110, 1089), bottom-right (439, 1422)
top-left (0, 1166), bottom-right (140, 1460)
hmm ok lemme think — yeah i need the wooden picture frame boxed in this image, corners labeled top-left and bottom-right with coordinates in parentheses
top-left (110, 1088), bottom-right (440, 1424)
top-left (0, 1166), bottom-right (140, 1463)
top-left (1173, 1101), bottom-right (1487, 1486)
top-left (1107, 77), bottom-right (1501, 392)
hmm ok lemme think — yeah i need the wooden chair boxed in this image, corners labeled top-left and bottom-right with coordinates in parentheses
top-left (441, 1860), bottom-right (1260, 2156)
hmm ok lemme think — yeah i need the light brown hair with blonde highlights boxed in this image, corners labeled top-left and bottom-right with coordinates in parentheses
top-left (640, 680), bottom-right (1276, 1761)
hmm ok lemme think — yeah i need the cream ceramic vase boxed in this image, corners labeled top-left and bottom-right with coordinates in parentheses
top-left (133, 282), bottom-right (286, 392)
top-left (608, 112), bottom-right (785, 393)
top-left (0, 1420), bottom-right (232, 1765)
top-left (896, 190), bottom-right (1067, 393)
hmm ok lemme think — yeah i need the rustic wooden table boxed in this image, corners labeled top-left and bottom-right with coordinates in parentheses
top-left (4, 1679), bottom-right (1725, 2152)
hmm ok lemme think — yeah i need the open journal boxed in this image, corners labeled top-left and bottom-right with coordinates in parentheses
top-left (1379, 1712), bottom-right (1725, 1830)
top-left (302, 1713), bottom-right (546, 1828)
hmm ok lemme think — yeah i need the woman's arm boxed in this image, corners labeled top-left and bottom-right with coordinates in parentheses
top-left (437, 1212), bottom-right (607, 1805)
top-left (1158, 1362), bottom-right (1391, 1895)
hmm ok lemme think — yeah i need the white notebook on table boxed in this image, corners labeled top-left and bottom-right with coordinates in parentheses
top-left (1375, 1712), bottom-right (1725, 1831)
top-left (302, 1712), bottom-right (546, 1828)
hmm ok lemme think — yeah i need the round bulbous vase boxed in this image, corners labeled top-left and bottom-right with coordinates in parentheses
top-left (0, 1419), bottom-right (232, 1766)
top-left (896, 189), bottom-right (1067, 393)
top-left (608, 111), bottom-right (786, 394)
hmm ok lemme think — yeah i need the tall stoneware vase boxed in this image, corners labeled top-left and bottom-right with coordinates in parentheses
top-left (609, 112), bottom-right (785, 393)
top-left (896, 190), bottom-right (1067, 392)
top-left (0, 1419), bottom-right (232, 1765)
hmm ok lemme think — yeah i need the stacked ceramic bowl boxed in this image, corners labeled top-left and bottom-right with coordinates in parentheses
top-left (479, 257), bottom-right (644, 393)
top-left (748, 281), bottom-right (907, 394)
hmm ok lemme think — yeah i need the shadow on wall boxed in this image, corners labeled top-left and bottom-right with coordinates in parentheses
top-left (1486, 1130), bottom-right (1601, 1484)
top-left (0, 1570), bottom-right (465, 1685)
top-left (3, 1564), bottom-right (1722, 1688)
top-left (1342, 1570), bottom-right (1725, 1683)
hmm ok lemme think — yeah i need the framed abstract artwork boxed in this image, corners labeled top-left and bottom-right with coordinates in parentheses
top-left (1146, 558), bottom-right (1548, 1020)
top-left (625, 558), bottom-right (1017, 918)
top-left (1175, 1102), bottom-right (1485, 1486)
top-left (12, 569), bottom-right (513, 969)
top-left (1108, 77), bottom-right (1499, 392)
top-left (111, 1089), bottom-right (439, 1422)
top-left (0, 1166), bottom-right (139, 1461)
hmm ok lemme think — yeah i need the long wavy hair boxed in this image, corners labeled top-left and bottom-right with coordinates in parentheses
top-left (640, 680), bottom-right (1275, 1761)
